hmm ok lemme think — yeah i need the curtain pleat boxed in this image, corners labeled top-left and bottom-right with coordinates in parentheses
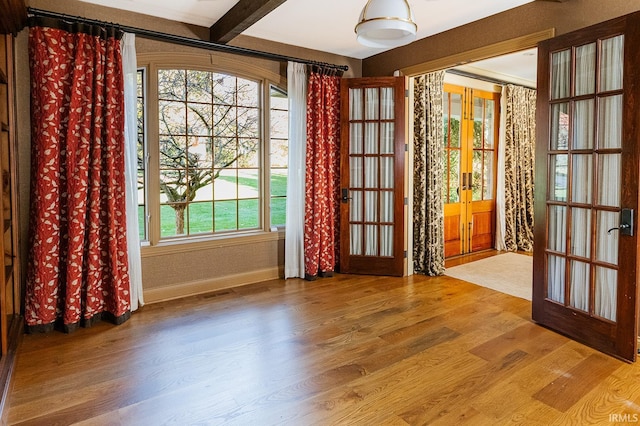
top-left (304, 68), bottom-right (341, 280)
top-left (122, 33), bottom-right (144, 311)
top-left (25, 22), bottom-right (131, 332)
top-left (413, 71), bottom-right (445, 276)
top-left (503, 84), bottom-right (536, 252)
top-left (284, 62), bottom-right (307, 279)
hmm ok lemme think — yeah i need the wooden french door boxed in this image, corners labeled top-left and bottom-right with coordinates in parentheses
top-left (443, 84), bottom-right (499, 258)
top-left (533, 11), bottom-right (640, 362)
top-left (339, 77), bottom-right (406, 276)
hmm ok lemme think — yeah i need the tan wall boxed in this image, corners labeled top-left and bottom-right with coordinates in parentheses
top-left (363, 0), bottom-right (640, 77)
top-left (16, 0), bottom-right (359, 303)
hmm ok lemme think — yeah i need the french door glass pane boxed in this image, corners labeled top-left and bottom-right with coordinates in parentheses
top-left (350, 224), bottom-right (362, 255)
top-left (570, 207), bottom-right (591, 258)
top-left (600, 35), bottom-right (624, 92)
top-left (548, 205), bottom-right (567, 253)
top-left (551, 49), bottom-right (571, 100)
top-left (572, 99), bottom-right (595, 149)
top-left (575, 43), bottom-right (596, 96)
top-left (450, 94), bottom-right (462, 148)
top-left (595, 267), bottom-right (617, 322)
top-left (381, 225), bottom-right (393, 256)
top-left (442, 92), bottom-right (451, 148)
top-left (365, 88), bottom-right (379, 120)
top-left (350, 123), bottom-right (363, 154)
top-left (484, 100), bottom-right (495, 149)
top-left (365, 225), bottom-right (378, 256)
top-left (380, 87), bottom-right (394, 120)
top-left (380, 157), bottom-right (394, 189)
top-left (472, 150), bottom-right (482, 201)
top-left (570, 260), bottom-right (590, 312)
top-left (381, 191), bottom-right (393, 222)
top-left (571, 154), bottom-right (592, 203)
top-left (548, 255), bottom-right (566, 303)
top-left (350, 88), bottom-right (363, 120)
top-left (549, 154), bottom-right (568, 202)
top-left (365, 157), bottom-right (378, 188)
top-left (365, 191), bottom-right (378, 222)
top-left (551, 103), bottom-right (569, 150)
top-left (449, 150), bottom-right (460, 203)
top-left (350, 157), bottom-right (362, 187)
top-left (473, 97), bottom-right (483, 148)
top-left (365, 123), bottom-right (379, 154)
top-left (381, 123), bottom-right (394, 154)
top-left (598, 95), bottom-right (623, 149)
top-left (597, 154), bottom-right (621, 207)
top-left (483, 154), bottom-right (494, 199)
top-left (596, 210), bottom-right (619, 265)
top-left (350, 190), bottom-right (362, 222)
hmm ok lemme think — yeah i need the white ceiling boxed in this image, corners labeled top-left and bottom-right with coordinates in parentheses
top-left (75, 0), bottom-right (539, 84)
top-left (76, 0), bottom-right (535, 60)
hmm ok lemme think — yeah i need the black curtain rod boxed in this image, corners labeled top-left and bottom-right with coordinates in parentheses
top-left (446, 68), bottom-right (536, 89)
top-left (27, 7), bottom-right (349, 72)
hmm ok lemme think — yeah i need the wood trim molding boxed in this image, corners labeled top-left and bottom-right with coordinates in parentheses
top-left (137, 52), bottom-right (286, 87)
top-left (0, 0), bottom-right (27, 35)
top-left (141, 230), bottom-right (281, 258)
top-left (400, 28), bottom-right (556, 77)
top-left (143, 267), bottom-right (281, 303)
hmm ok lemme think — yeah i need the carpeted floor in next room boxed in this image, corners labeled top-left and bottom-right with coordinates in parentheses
top-left (444, 252), bottom-right (533, 300)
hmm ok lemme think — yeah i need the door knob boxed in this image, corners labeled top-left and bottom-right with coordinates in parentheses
top-left (607, 208), bottom-right (634, 236)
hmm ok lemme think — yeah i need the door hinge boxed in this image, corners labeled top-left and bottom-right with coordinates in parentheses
top-left (405, 144), bottom-right (408, 152)
top-left (404, 197), bottom-right (408, 205)
top-left (404, 250), bottom-right (408, 258)
top-left (405, 89), bottom-right (409, 98)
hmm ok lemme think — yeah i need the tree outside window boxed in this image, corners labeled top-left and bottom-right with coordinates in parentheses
top-left (157, 69), bottom-right (260, 237)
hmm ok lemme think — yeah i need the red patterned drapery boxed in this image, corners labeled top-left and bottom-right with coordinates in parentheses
top-left (304, 66), bottom-right (341, 280)
top-left (25, 18), bottom-right (131, 332)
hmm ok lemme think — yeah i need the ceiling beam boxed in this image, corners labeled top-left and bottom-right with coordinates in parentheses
top-left (0, 0), bottom-right (27, 35)
top-left (209, 0), bottom-right (287, 44)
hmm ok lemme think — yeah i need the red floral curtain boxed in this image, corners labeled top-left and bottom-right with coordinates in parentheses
top-left (25, 18), bottom-right (131, 332)
top-left (304, 67), bottom-right (341, 280)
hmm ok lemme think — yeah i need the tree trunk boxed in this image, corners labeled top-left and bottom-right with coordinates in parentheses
top-left (174, 204), bottom-right (186, 234)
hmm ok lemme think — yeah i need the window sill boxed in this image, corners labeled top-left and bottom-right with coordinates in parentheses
top-left (141, 229), bottom-right (284, 258)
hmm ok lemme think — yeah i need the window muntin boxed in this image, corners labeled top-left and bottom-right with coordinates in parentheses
top-left (269, 85), bottom-right (288, 227)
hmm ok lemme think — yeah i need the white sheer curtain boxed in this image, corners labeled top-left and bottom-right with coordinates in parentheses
top-left (548, 35), bottom-right (623, 320)
top-left (121, 33), bottom-right (144, 311)
top-left (284, 62), bottom-right (307, 278)
top-left (495, 86), bottom-right (507, 250)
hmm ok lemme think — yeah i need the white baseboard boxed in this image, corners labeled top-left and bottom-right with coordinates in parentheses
top-left (143, 267), bottom-right (281, 304)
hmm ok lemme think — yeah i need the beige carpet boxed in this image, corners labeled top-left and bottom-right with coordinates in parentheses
top-left (444, 252), bottom-right (533, 300)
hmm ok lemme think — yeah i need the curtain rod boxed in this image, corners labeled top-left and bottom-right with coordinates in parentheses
top-left (446, 69), bottom-right (536, 89)
top-left (27, 7), bottom-right (349, 72)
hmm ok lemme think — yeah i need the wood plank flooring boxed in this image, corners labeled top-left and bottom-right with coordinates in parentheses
top-left (6, 256), bottom-right (640, 425)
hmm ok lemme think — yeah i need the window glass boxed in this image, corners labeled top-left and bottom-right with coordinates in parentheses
top-left (139, 63), bottom-right (288, 243)
top-left (270, 86), bottom-right (288, 227)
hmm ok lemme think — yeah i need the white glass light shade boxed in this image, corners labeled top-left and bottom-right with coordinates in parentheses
top-left (355, 0), bottom-right (418, 48)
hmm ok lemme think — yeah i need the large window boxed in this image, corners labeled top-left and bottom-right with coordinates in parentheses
top-left (138, 64), bottom-right (287, 244)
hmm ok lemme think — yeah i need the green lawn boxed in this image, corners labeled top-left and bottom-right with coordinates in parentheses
top-left (138, 170), bottom-right (287, 239)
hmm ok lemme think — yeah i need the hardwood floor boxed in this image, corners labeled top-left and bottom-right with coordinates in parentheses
top-left (6, 260), bottom-right (640, 424)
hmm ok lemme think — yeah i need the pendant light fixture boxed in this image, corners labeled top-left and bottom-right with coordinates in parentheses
top-left (355, 0), bottom-right (418, 48)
